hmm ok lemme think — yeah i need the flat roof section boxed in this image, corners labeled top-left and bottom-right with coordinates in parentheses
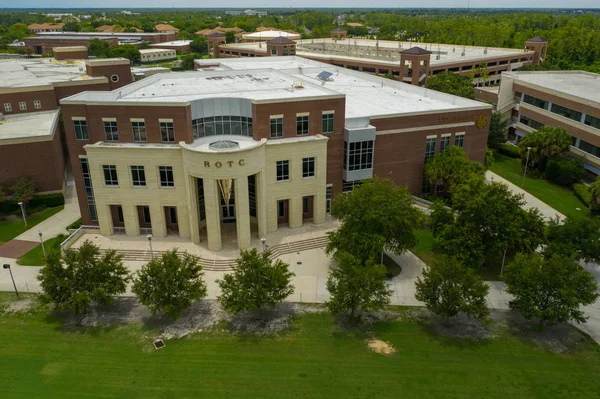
top-left (149, 40), bottom-right (192, 47)
top-left (0, 58), bottom-right (103, 88)
top-left (503, 71), bottom-right (600, 105)
top-left (0, 110), bottom-right (59, 140)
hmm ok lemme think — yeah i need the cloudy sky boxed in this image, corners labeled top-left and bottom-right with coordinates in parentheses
top-left (10, 1), bottom-right (600, 8)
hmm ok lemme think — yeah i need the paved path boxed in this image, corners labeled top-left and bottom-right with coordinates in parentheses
top-left (0, 240), bottom-right (38, 259)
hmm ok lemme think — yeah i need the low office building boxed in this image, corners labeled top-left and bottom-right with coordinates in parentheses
top-left (60, 56), bottom-right (491, 251)
top-left (496, 71), bottom-right (600, 175)
top-left (148, 40), bottom-right (192, 54)
top-left (139, 48), bottom-right (177, 63)
top-left (0, 110), bottom-right (66, 193)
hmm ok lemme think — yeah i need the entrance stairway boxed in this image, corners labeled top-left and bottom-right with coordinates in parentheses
top-left (98, 235), bottom-right (329, 271)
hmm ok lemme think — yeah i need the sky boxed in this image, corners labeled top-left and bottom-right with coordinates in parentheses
top-left (8, 1), bottom-right (600, 8)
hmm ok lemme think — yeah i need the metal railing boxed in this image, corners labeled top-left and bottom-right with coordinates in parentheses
top-left (60, 225), bottom-right (100, 251)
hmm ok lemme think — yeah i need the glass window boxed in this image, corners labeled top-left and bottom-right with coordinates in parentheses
top-left (197, 178), bottom-right (206, 221)
top-left (132, 121), bottom-right (147, 142)
top-left (296, 115), bottom-right (309, 136)
top-left (425, 137), bottom-right (436, 159)
top-left (3, 103), bottom-right (11, 112)
top-left (302, 196), bottom-right (309, 214)
top-left (278, 200), bottom-right (286, 217)
top-left (143, 206), bottom-right (151, 224)
top-left (322, 113), bottom-right (334, 133)
top-left (421, 176), bottom-right (432, 195)
top-left (19, 101), bottom-right (26, 111)
top-left (342, 180), bottom-right (362, 193)
top-left (454, 134), bottom-right (464, 148)
top-left (160, 121), bottom-right (175, 142)
top-left (550, 103), bottom-right (583, 122)
top-left (169, 207), bottom-right (178, 224)
top-left (578, 139), bottom-right (600, 158)
top-left (326, 186), bottom-right (332, 213)
top-left (345, 141), bottom-right (374, 171)
top-left (248, 174), bottom-right (257, 217)
top-left (270, 117), bottom-right (283, 138)
top-left (519, 116), bottom-right (544, 130)
top-left (440, 136), bottom-right (450, 152)
top-left (522, 94), bottom-right (548, 110)
top-left (159, 166), bottom-right (174, 187)
top-left (130, 166), bottom-right (146, 187)
top-left (104, 121), bottom-right (119, 141)
top-left (276, 160), bottom-right (289, 181)
top-left (302, 157), bottom-right (315, 178)
top-left (117, 206), bottom-right (124, 223)
top-left (103, 165), bottom-right (118, 186)
top-left (33, 100), bottom-right (41, 109)
top-left (584, 114), bottom-right (600, 130)
top-left (73, 119), bottom-right (88, 140)
top-left (80, 158), bottom-right (97, 221)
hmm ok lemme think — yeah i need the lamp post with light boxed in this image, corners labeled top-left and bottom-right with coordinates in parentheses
top-left (147, 234), bottom-right (153, 257)
top-left (3, 264), bottom-right (19, 297)
top-left (18, 201), bottom-right (27, 227)
top-left (522, 146), bottom-right (532, 188)
top-left (260, 237), bottom-right (267, 254)
top-left (38, 230), bottom-right (46, 259)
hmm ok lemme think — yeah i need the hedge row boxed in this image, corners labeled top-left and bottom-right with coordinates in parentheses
top-left (0, 193), bottom-right (64, 214)
top-left (572, 183), bottom-right (592, 206)
top-left (498, 143), bottom-right (520, 158)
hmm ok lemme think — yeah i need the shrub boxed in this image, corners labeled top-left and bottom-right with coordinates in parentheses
top-left (29, 193), bottom-right (64, 208)
top-left (67, 218), bottom-right (82, 230)
top-left (498, 143), bottom-right (520, 158)
top-left (545, 154), bottom-right (585, 186)
top-left (572, 183), bottom-right (592, 206)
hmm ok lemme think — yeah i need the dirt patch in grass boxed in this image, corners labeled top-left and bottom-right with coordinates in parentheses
top-left (6, 298), bottom-right (34, 313)
top-left (423, 311), bottom-right (496, 341)
top-left (366, 338), bottom-right (396, 355)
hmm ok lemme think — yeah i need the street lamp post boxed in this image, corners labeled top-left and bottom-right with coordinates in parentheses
top-left (38, 230), bottom-right (46, 260)
top-left (147, 234), bottom-right (153, 257)
top-left (500, 248), bottom-right (508, 276)
top-left (18, 201), bottom-right (27, 227)
top-left (260, 237), bottom-right (267, 253)
top-left (521, 146), bottom-right (532, 188)
top-left (3, 264), bottom-right (19, 298)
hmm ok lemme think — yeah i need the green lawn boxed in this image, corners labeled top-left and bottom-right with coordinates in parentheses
top-left (490, 152), bottom-right (589, 219)
top-left (17, 234), bottom-right (66, 266)
top-left (412, 229), bottom-right (438, 265)
top-left (0, 300), bottom-right (599, 398)
top-left (0, 206), bottom-right (64, 245)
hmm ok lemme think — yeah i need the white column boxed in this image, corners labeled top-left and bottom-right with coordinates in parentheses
top-left (149, 203), bottom-right (166, 238)
top-left (235, 177), bottom-right (252, 250)
top-left (124, 204), bottom-right (139, 236)
top-left (203, 179), bottom-right (222, 251)
top-left (313, 190), bottom-right (326, 225)
top-left (256, 171), bottom-right (268, 238)
top-left (289, 195), bottom-right (303, 229)
top-left (98, 203), bottom-right (113, 235)
top-left (186, 175), bottom-right (200, 244)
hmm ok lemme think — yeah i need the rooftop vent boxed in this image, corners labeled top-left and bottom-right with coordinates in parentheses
top-left (209, 140), bottom-right (239, 150)
top-left (317, 71), bottom-right (333, 81)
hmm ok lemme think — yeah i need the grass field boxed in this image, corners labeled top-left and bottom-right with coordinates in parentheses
top-left (0, 206), bottom-right (64, 245)
top-left (412, 229), bottom-right (437, 266)
top-left (489, 153), bottom-right (589, 219)
top-left (0, 296), bottom-right (599, 398)
top-left (17, 234), bottom-right (66, 266)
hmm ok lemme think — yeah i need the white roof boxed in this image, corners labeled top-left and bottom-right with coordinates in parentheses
top-left (0, 110), bottom-right (59, 140)
top-left (62, 56), bottom-right (489, 120)
top-left (242, 30), bottom-right (301, 40)
top-left (149, 40), bottom-right (192, 47)
top-left (503, 71), bottom-right (600, 104)
top-left (0, 58), bottom-right (101, 88)
top-left (139, 48), bottom-right (176, 54)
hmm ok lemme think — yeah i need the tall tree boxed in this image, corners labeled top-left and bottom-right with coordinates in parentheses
top-left (518, 127), bottom-right (571, 171)
top-left (190, 36), bottom-right (208, 54)
top-left (37, 240), bottom-right (130, 320)
top-left (132, 250), bottom-right (207, 319)
top-left (426, 72), bottom-right (474, 99)
top-left (62, 21), bottom-right (80, 32)
top-left (217, 248), bottom-right (294, 315)
top-left (10, 175), bottom-right (36, 205)
top-left (424, 146), bottom-right (485, 192)
top-left (545, 216), bottom-right (600, 264)
top-left (326, 178), bottom-right (423, 263)
top-left (487, 111), bottom-right (510, 149)
top-left (415, 255), bottom-right (490, 320)
top-left (589, 177), bottom-right (600, 216)
top-left (326, 252), bottom-right (392, 320)
top-left (504, 253), bottom-right (599, 329)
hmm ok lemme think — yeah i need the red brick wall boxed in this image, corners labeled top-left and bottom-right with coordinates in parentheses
top-left (86, 63), bottom-right (133, 90)
top-left (0, 89), bottom-right (58, 115)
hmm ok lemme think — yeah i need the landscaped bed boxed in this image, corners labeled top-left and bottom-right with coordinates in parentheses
top-left (0, 294), bottom-right (598, 399)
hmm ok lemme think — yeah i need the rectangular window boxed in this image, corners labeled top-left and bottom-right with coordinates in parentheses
top-left (421, 176), bottom-right (432, 195)
top-left (143, 206), bottom-right (151, 224)
top-left (197, 178), bottom-right (206, 221)
top-left (440, 135), bottom-right (451, 152)
top-left (578, 139), bottom-right (600, 158)
top-left (584, 114), bottom-right (600, 130)
top-left (342, 180), bottom-right (362, 193)
top-left (296, 115), bottom-right (309, 136)
top-left (248, 175), bottom-right (257, 217)
top-left (278, 200), bottom-right (286, 217)
top-left (425, 137), bottom-right (436, 159)
top-left (454, 133), bottom-right (465, 148)
top-left (131, 121), bottom-right (147, 142)
top-left (550, 103), bottom-right (583, 122)
top-left (3, 103), bottom-right (11, 112)
top-left (159, 166), bottom-right (174, 187)
top-left (130, 166), bottom-right (146, 187)
top-left (322, 112), bottom-right (334, 133)
top-left (326, 186), bottom-right (332, 214)
top-left (169, 207), bottom-right (178, 224)
top-left (34, 100), bottom-right (41, 109)
top-left (519, 116), bottom-right (544, 130)
top-left (270, 117), bottom-right (283, 138)
top-left (302, 157), bottom-right (315, 178)
top-left (117, 206), bottom-right (124, 223)
top-left (103, 121), bottom-right (119, 142)
top-left (160, 121), bottom-right (175, 142)
top-left (103, 165), bottom-right (118, 186)
top-left (276, 160), bottom-right (289, 181)
top-left (19, 101), bottom-right (26, 111)
top-left (302, 196), bottom-right (310, 214)
top-left (80, 158), bottom-right (97, 221)
top-left (73, 119), bottom-right (89, 140)
top-left (346, 141), bottom-right (374, 171)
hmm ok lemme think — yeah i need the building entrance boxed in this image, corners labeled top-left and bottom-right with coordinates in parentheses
top-left (219, 179), bottom-right (236, 223)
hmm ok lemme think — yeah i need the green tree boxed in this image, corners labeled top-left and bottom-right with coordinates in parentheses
top-left (426, 72), bottom-right (474, 99)
top-left (37, 240), bottom-right (130, 320)
top-left (0, 181), bottom-right (6, 199)
top-left (7, 23), bottom-right (29, 41)
top-left (545, 216), bottom-right (600, 264)
top-left (504, 253), bottom-right (599, 329)
top-left (225, 31), bottom-right (236, 43)
top-left (62, 21), bottom-right (80, 32)
top-left (415, 255), bottom-right (490, 319)
top-left (181, 53), bottom-right (196, 70)
top-left (589, 177), bottom-right (600, 216)
top-left (88, 38), bottom-right (111, 58)
top-left (326, 252), bottom-right (392, 320)
top-left (190, 36), bottom-right (208, 54)
top-left (424, 146), bottom-right (485, 192)
top-left (518, 127), bottom-right (571, 171)
top-left (326, 178), bottom-right (423, 263)
top-left (109, 44), bottom-right (140, 63)
top-left (544, 153), bottom-right (585, 186)
top-left (132, 250), bottom-right (207, 319)
top-left (487, 111), bottom-right (510, 149)
top-left (10, 175), bottom-right (36, 204)
top-left (217, 248), bottom-right (294, 315)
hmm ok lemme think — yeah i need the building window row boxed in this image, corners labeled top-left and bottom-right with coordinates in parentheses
top-left (75, 118), bottom-right (177, 143)
top-left (80, 158), bottom-right (97, 221)
top-left (585, 114), bottom-right (600, 130)
top-left (577, 139), bottom-right (600, 158)
top-left (4, 101), bottom-right (43, 113)
top-left (102, 165), bottom-right (175, 188)
top-left (519, 116), bottom-right (544, 130)
top-left (343, 140), bottom-right (374, 171)
top-left (270, 112), bottom-right (336, 138)
top-left (522, 94), bottom-right (587, 124)
top-left (523, 94), bottom-right (549, 110)
top-left (192, 115), bottom-right (253, 139)
top-left (342, 180), bottom-right (362, 193)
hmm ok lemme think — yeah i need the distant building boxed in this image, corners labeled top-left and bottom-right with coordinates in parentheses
top-left (155, 24), bottom-right (180, 35)
top-left (225, 9), bottom-right (267, 17)
top-left (149, 40), bottom-right (192, 54)
top-left (139, 48), bottom-right (177, 63)
top-left (28, 23), bottom-right (64, 33)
